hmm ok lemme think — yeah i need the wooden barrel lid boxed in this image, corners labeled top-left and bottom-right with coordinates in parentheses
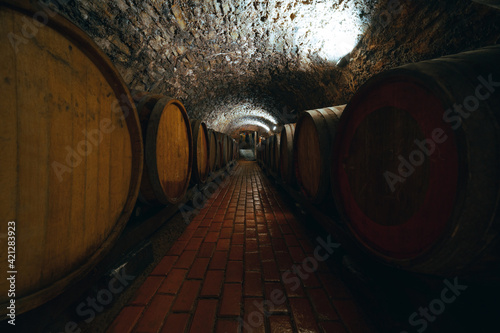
top-left (294, 106), bottom-right (344, 203)
top-left (146, 97), bottom-right (192, 204)
top-left (331, 45), bottom-right (500, 273)
top-left (334, 77), bottom-right (460, 260)
top-left (0, 0), bottom-right (143, 316)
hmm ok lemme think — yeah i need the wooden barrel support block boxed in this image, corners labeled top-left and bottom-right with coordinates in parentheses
top-left (331, 45), bottom-right (500, 274)
top-left (0, 0), bottom-right (143, 317)
top-left (294, 106), bottom-right (345, 204)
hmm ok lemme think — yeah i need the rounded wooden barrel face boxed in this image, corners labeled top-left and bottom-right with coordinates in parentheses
top-left (154, 101), bottom-right (191, 202)
top-left (333, 78), bottom-right (459, 259)
top-left (296, 115), bottom-right (321, 198)
top-left (0, 3), bottom-right (141, 314)
top-left (346, 106), bottom-right (430, 227)
top-left (197, 124), bottom-right (209, 181)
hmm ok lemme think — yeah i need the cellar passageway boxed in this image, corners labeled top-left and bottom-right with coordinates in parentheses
top-left (2, 1), bottom-right (500, 332)
top-left (106, 161), bottom-right (374, 333)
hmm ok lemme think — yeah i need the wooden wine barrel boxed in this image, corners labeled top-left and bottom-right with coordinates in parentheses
top-left (280, 124), bottom-right (296, 185)
top-left (0, 0), bottom-right (143, 317)
top-left (227, 135), bottom-right (232, 162)
top-left (208, 129), bottom-right (217, 172)
top-left (266, 136), bottom-right (274, 170)
top-left (271, 133), bottom-right (281, 174)
top-left (216, 132), bottom-right (224, 169)
top-left (331, 45), bottom-right (500, 275)
top-left (294, 105), bottom-right (345, 204)
top-left (222, 134), bottom-right (230, 165)
top-left (190, 120), bottom-right (209, 184)
top-left (136, 94), bottom-right (192, 205)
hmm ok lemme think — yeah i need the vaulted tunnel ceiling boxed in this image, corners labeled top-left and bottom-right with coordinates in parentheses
top-left (49, 0), bottom-right (500, 136)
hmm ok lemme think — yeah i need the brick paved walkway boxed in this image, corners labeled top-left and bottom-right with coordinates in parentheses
top-left (107, 161), bottom-right (375, 333)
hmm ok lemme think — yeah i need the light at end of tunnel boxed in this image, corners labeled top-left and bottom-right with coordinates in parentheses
top-left (273, 126), bottom-right (277, 131)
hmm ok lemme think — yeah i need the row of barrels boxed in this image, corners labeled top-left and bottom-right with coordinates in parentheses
top-left (132, 91), bottom-right (237, 205)
top-left (259, 44), bottom-right (500, 277)
top-left (0, 1), bottom-right (237, 318)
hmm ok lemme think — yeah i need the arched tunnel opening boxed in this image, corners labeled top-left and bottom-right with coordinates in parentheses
top-left (1, 0), bottom-right (500, 332)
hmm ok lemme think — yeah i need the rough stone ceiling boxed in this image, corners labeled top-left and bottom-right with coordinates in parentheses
top-left (52, 0), bottom-right (500, 136)
top-left (194, 0), bottom-right (374, 134)
top-left (53, 0), bottom-right (375, 135)
top-left (171, 0), bottom-right (373, 134)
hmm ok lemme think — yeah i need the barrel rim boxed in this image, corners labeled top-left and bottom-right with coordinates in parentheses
top-left (0, 0), bottom-right (144, 317)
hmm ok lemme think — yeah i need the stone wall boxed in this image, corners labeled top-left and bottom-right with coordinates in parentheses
top-left (47, 0), bottom-right (500, 134)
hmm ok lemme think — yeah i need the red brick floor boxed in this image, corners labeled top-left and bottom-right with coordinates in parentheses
top-left (107, 161), bottom-right (375, 333)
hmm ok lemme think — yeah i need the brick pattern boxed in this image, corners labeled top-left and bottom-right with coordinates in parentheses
top-left (107, 162), bottom-right (375, 333)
